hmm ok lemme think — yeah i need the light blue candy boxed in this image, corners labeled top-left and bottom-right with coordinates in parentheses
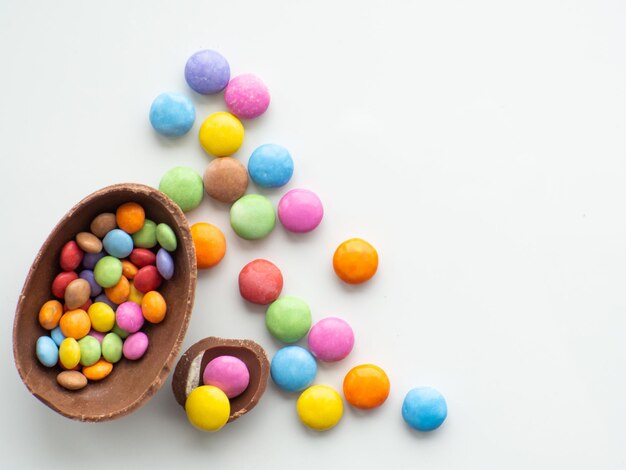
top-left (150, 92), bottom-right (196, 137)
top-left (402, 387), bottom-right (448, 432)
top-left (156, 248), bottom-right (174, 280)
top-left (103, 229), bottom-right (133, 258)
top-left (50, 327), bottom-right (65, 347)
top-left (36, 336), bottom-right (59, 367)
top-left (248, 144), bottom-right (294, 188)
top-left (270, 345), bottom-right (317, 392)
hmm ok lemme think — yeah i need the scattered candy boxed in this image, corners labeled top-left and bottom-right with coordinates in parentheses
top-left (230, 194), bottom-right (276, 240)
top-left (248, 144), bottom-right (293, 188)
top-left (149, 92), bottom-right (195, 137)
top-left (185, 385), bottom-right (230, 432)
top-left (297, 385), bottom-right (343, 431)
top-left (203, 157), bottom-right (248, 203)
top-left (199, 112), bottom-right (244, 157)
top-left (202, 355), bottom-right (250, 398)
top-left (36, 336), bottom-right (59, 367)
top-left (224, 74), bottom-right (270, 119)
top-left (185, 49), bottom-right (230, 95)
top-left (238, 259), bottom-right (283, 305)
top-left (123, 331), bottom-right (149, 360)
top-left (56, 370), bottom-right (87, 391)
top-left (333, 238), bottom-right (378, 284)
top-left (190, 222), bottom-right (226, 269)
top-left (265, 296), bottom-right (311, 343)
top-left (343, 364), bottom-right (390, 409)
top-left (308, 317), bottom-right (354, 362)
top-left (402, 387), bottom-right (447, 432)
top-left (278, 189), bottom-right (323, 233)
top-left (270, 346), bottom-right (317, 392)
top-left (159, 166), bottom-right (204, 212)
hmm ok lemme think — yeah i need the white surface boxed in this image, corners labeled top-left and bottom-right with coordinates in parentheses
top-left (1, 0), bottom-right (625, 468)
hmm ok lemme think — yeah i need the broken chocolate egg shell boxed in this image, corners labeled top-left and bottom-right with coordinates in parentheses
top-left (172, 337), bottom-right (270, 422)
top-left (13, 183), bottom-right (197, 422)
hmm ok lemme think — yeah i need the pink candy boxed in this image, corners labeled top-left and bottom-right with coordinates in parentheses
top-left (115, 301), bottom-right (144, 333)
top-left (307, 317), bottom-right (354, 362)
top-left (123, 331), bottom-right (149, 360)
top-left (278, 189), bottom-right (324, 233)
top-left (202, 355), bottom-right (250, 398)
top-left (224, 74), bottom-right (270, 119)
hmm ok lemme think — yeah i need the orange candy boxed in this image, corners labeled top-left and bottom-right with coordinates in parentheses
top-left (116, 202), bottom-right (145, 234)
top-left (105, 275), bottom-right (130, 304)
top-left (83, 359), bottom-right (113, 381)
top-left (38, 300), bottom-right (63, 330)
top-left (333, 238), bottom-right (378, 284)
top-left (59, 309), bottom-right (91, 340)
top-left (121, 260), bottom-right (138, 279)
top-left (191, 222), bottom-right (226, 269)
top-left (343, 364), bottom-right (390, 409)
top-left (141, 291), bottom-right (167, 323)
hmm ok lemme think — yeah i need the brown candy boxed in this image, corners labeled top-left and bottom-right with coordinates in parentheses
top-left (203, 158), bottom-right (248, 204)
top-left (90, 212), bottom-right (117, 238)
top-left (76, 232), bottom-right (103, 253)
top-left (64, 278), bottom-right (91, 310)
top-left (57, 371), bottom-right (88, 391)
top-left (172, 337), bottom-right (269, 423)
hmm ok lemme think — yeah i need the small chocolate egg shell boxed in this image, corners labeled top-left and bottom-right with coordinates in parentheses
top-left (13, 183), bottom-right (197, 422)
top-left (172, 337), bottom-right (269, 423)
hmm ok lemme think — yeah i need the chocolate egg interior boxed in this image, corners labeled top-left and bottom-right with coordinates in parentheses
top-left (13, 183), bottom-right (197, 422)
top-left (172, 337), bottom-right (269, 422)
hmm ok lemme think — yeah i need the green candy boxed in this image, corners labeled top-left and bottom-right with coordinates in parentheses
top-left (156, 223), bottom-right (177, 251)
top-left (230, 194), bottom-right (276, 240)
top-left (112, 321), bottom-right (130, 339)
top-left (94, 256), bottom-right (123, 288)
top-left (159, 166), bottom-right (204, 212)
top-left (265, 296), bottom-right (312, 343)
top-left (132, 219), bottom-right (157, 248)
top-left (78, 336), bottom-right (101, 366)
top-left (102, 332), bottom-right (123, 363)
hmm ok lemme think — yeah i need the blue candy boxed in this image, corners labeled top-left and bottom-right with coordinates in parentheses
top-left (248, 144), bottom-right (294, 188)
top-left (156, 248), bottom-right (174, 280)
top-left (50, 327), bottom-right (65, 347)
top-left (82, 251), bottom-right (105, 270)
top-left (270, 345), bottom-right (317, 392)
top-left (79, 269), bottom-right (102, 297)
top-left (103, 229), bottom-right (133, 258)
top-left (402, 387), bottom-right (447, 431)
top-left (150, 92), bottom-right (196, 137)
top-left (36, 336), bottom-right (59, 367)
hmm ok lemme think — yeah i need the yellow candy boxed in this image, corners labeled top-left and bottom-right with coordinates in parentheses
top-left (185, 385), bottom-right (230, 432)
top-left (198, 112), bottom-right (244, 157)
top-left (127, 281), bottom-right (144, 304)
top-left (59, 338), bottom-right (81, 369)
top-left (88, 302), bottom-right (115, 333)
top-left (296, 385), bottom-right (343, 431)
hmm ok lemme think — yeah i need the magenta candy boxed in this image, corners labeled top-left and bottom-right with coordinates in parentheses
top-left (133, 265), bottom-right (162, 293)
top-left (307, 317), bottom-right (354, 362)
top-left (123, 331), bottom-right (149, 360)
top-left (224, 74), bottom-right (270, 119)
top-left (115, 301), bottom-right (145, 333)
top-left (277, 189), bottom-right (324, 233)
top-left (202, 355), bottom-right (250, 398)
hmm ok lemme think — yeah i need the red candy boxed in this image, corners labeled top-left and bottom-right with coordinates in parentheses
top-left (133, 265), bottom-right (162, 293)
top-left (130, 248), bottom-right (157, 268)
top-left (51, 271), bottom-right (79, 298)
top-left (238, 259), bottom-right (283, 305)
top-left (59, 241), bottom-right (84, 272)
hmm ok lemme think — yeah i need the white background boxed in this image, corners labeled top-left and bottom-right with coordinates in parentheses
top-left (1, 0), bottom-right (625, 468)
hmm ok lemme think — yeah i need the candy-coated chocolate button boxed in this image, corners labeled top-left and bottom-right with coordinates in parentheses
top-left (333, 238), bottom-right (378, 284)
top-left (343, 364), bottom-right (390, 409)
top-left (297, 385), bottom-right (343, 431)
top-left (402, 387), bottom-right (447, 432)
top-left (185, 385), bottom-right (230, 432)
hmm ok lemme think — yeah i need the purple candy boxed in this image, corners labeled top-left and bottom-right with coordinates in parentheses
top-left (79, 269), bottom-right (102, 297)
top-left (94, 293), bottom-right (117, 310)
top-left (123, 332), bottom-right (149, 360)
top-left (82, 251), bottom-right (105, 270)
top-left (88, 329), bottom-right (105, 344)
top-left (277, 189), bottom-right (324, 233)
top-left (202, 355), bottom-right (250, 398)
top-left (115, 301), bottom-right (144, 333)
top-left (156, 248), bottom-right (174, 280)
top-left (184, 50), bottom-right (230, 95)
